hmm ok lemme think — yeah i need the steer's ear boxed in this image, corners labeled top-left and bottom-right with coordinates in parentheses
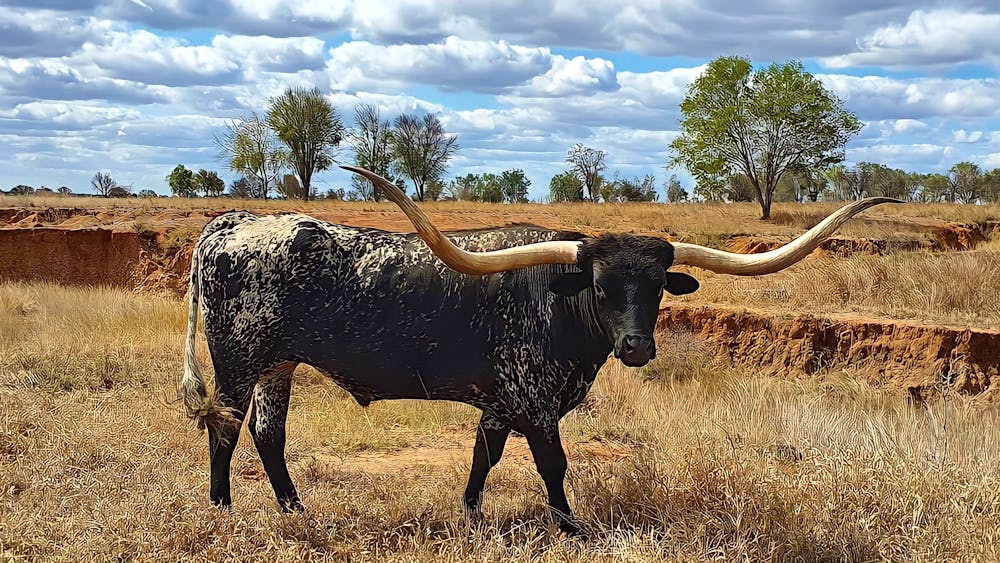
top-left (665, 271), bottom-right (699, 295)
top-left (549, 271), bottom-right (592, 296)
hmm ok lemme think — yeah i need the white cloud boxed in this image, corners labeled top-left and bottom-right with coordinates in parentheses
top-left (983, 152), bottom-right (1000, 169)
top-left (892, 119), bottom-right (928, 134)
top-left (823, 9), bottom-right (1000, 70)
top-left (326, 37), bottom-right (552, 93)
top-left (0, 101), bottom-right (138, 131)
top-left (953, 129), bottom-right (984, 143)
top-left (0, 7), bottom-right (116, 57)
top-left (76, 30), bottom-right (241, 86)
top-left (818, 74), bottom-right (1000, 120)
top-left (210, 35), bottom-right (327, 74)
top-left (515, 56), bottom-right (618, 97)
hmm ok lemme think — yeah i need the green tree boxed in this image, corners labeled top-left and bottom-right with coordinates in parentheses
top-left (229, 177), bottom-right (251, 198)
top-left (983, 168), bottom-right (1000, 203)
top-left (57, 186), bottom-right (72, 195)
top-left (861, 162), bottom-right (911, 200)
top-left (266, 87), bottom-right (343, 201)
top-left (670, 56), bottom-right (861, 219)
top-left (390, 113), bottom-right (459, 202)
top-left (693, 174), bottom-right (728, 202)
top-left (499, 169), bottom-right (531, 203)
top-left (549, 171), bottom-right (585, 202)
top-left (474, 173), bottom-right (504, 203)
top-left (91, 171), bottom-right (117, 197)
top-left (107, 185), bottom-right (133, 198)
top-left (446, 174), bottom-right (479, 201)
top-left (566, 144), bottom-right (606, 202)
top-left (166, 165), bottom-right (196, 197)
top-left (949, 162), bottom-right (984, 203)
top-left (137, 189), bottom-right (157, 198)
top-left (604, 174), bottom-right (657, 202)
top-left (10, 184), bottom-right (34, 195)
top-left (217, 112), bottom-right (286, 199)
top-left (193, 169), bottom-right (225, 197)
top-left (349, 104), bottom-right (393, 201)
top-left (665, 174), bottom-right (688, 202)
top-left (916, 173), bottom-right (950, 203)
top-left (425, 178), bottom-right (445, 201)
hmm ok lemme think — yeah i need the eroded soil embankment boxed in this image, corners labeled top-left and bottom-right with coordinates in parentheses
top-left (0, 228), bottom-right (192, 294)
top-left (658, 303), bottom-right (999, 400)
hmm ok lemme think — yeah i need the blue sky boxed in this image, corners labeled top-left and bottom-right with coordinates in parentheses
top-left (1, 1), bottom-right (999, 199)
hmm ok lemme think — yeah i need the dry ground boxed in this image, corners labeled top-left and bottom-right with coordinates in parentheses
top-left (2, 283), bottom-right (999, 562)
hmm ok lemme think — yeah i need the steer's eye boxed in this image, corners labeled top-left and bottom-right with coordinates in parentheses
top-left (594, 283), bottom-right (606, 298)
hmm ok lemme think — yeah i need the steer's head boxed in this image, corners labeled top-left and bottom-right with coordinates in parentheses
top-left (549, 234), bottom-right (697, 366)
top-left (342, 166), bottom-right (901, 368)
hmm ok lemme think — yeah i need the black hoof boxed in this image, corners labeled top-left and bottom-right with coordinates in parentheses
top-left (462, 495), bottom-right (482, 515)
top-left (279, 497), bottom-right (305, 513)
top-left (558, 519), bottom-right (588, 539)
top-left (211, 497), bottom-right (233, 511)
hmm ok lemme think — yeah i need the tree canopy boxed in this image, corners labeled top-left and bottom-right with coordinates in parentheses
top-left (390, 113), bottom-right (458, 202)
top-left (566, 144), bottom-right (606, 202)
top-left (266, 87), bottom-right (343, 201)
top-left (91, 171), bottom-right (117, 197)
top-left (349, 104), bottom-right (393, 201)
top-left (216, 112), bottom-right (286, 199)
top-left (670, 56), bottom-right (861, 218)
top-left (549, 171), bottom-right (585, 202)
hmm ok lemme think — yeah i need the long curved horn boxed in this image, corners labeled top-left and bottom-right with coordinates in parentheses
top-left (672, 197), bottom-right (903, 275)
top-left (341, 166), bottom-right (580, 275)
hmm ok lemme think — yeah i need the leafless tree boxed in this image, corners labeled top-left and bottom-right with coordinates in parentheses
top-left (565, 144), bottom-right (606, 202)
top-left (91, 171), bottom-right (117, 197)
top-left (390, 113), bottom-right (459, 202)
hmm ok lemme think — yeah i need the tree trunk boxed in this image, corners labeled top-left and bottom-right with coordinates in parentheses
top-left (750, 177), bottom-right (772, 220)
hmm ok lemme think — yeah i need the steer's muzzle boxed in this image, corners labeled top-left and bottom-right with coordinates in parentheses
top-left (615, 334), bottom-right (655, 367)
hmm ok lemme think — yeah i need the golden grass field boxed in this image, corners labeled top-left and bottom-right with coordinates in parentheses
top-left (2, 282), bottom-right (999, 562)
top-left (2, 199), bottom-right (1000, 562)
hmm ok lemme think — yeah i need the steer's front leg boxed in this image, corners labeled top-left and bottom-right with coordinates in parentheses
top-left (523, 424), bottom-right (584, 536)
top-left (463, 413), bottom-right (511, 514)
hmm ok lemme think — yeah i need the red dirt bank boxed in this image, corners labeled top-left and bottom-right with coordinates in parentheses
top-left (658, 303), bottom-right (998, 401)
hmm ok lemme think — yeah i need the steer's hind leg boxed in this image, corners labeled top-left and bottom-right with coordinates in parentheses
top-left (524, 422), bottom-right (582, 536)
top-left (463, 413), bottom-right (510, 514)
top-left (208, 383), bottom-right (252, 509)
top-left (248, 362), bottom-right (302, 512)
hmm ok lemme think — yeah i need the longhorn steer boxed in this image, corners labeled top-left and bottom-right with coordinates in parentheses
top-left (180, 166), bottom-right (899, 533)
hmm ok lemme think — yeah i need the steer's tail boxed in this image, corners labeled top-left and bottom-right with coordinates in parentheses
top-left (178, 244), bottom-right (236, 433)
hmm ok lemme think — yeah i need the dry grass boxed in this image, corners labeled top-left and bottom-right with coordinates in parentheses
top-left (2, 283), bottom-right (999, 562)
top-left (5, 194), bottom-right (997, 234)
top-left (678, 249), bottom-right (1000, 327)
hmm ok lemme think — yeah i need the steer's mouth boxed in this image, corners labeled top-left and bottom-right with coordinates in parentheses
top-left (615, 335), bottom-right (655, 367)
top-left (618, 356), bottom-right (652, 368)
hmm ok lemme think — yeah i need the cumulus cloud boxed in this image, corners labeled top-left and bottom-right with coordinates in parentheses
top-left (347, 0), bottom-right (928, 60)
top-left (76, 30), bottom-right (241, 87)
top-left (95, 0), bottom-right (352, 37)
top-left (823, 9), bottom-right (1000, 70)
top-left (818, 74), bottom-right (1000, 120)
top-left (210, 35), bottom-right (327, 74)
top-left (953, 129), bottom-right (984, 143)
top-left (0, 58), bottom-right (169, 104)
top-left (0, 7), bottom-right (116, 58)
top-left (892, 119), bottom-right (928, 134)
top-left (514, 56), bottom-right (618, 97)
top-left (326, 37), bottom-right (552, 93)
